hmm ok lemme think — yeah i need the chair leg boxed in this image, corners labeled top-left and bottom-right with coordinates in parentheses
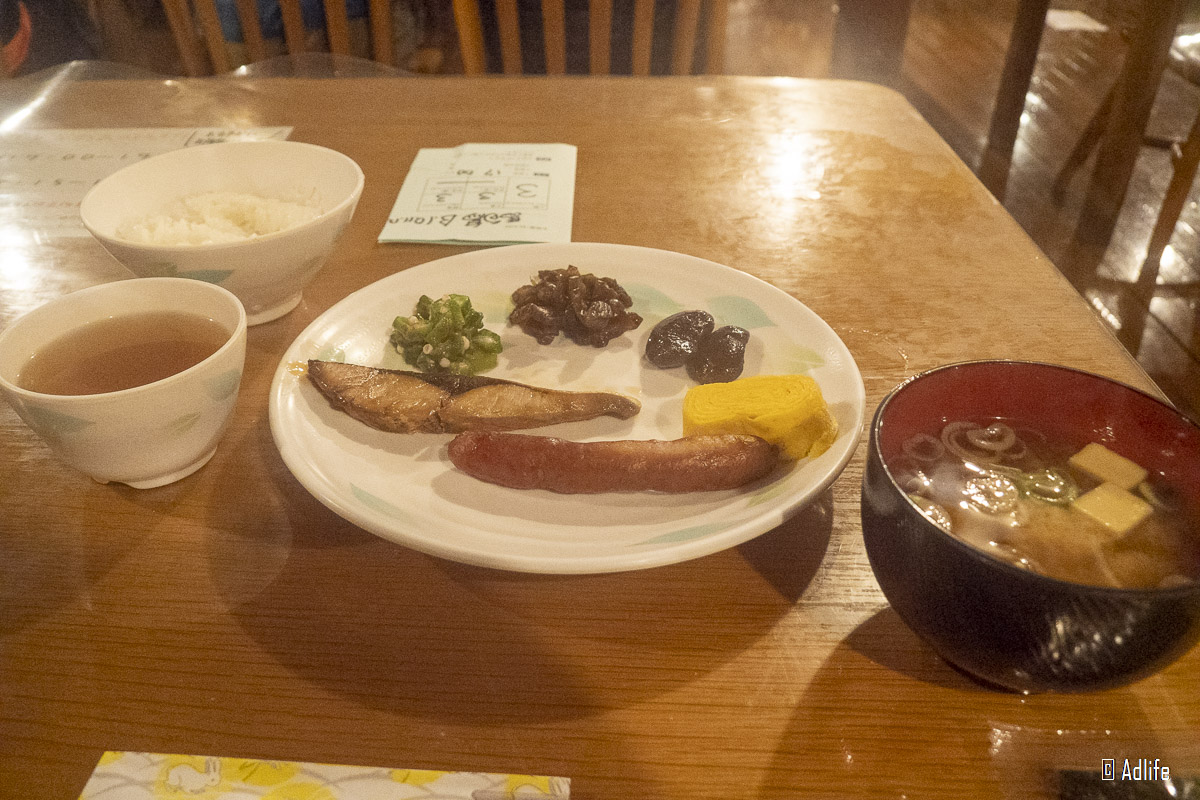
top-left (976, 0), bottom-right (1051, 200)
top-left (1137, 107), bottom-right (1200, 299)
top-left (1052, 82), bottom-right (1117, 202)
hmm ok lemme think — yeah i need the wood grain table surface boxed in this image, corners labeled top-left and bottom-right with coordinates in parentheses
top-left (1, 71), bottom-right (1197, 798)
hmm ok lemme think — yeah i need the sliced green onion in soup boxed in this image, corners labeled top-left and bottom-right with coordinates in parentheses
top-left (1022, 467), bottom-right (1078, 505)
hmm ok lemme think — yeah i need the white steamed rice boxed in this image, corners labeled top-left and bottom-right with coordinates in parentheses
top-left (116, 191), bottom-right (322, 245)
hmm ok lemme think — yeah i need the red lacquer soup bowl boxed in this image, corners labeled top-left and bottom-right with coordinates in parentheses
top-left (861, 361), bottom-right (1200, 692)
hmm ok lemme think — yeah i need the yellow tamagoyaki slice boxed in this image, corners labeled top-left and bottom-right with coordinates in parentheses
top-left (682, 374), bottom-right (838, 461)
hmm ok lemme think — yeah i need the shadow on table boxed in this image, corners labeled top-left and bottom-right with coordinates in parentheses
top-left (219, 415), bottom-right (834, 723)
top-left (0, 459), bottom-right (154, 638)
top-left (841, 607), bottom-right (972, 689)
top-left (757, 609), bottom-right (1167, 799)
top-left (446, 488), bottom-right (833, 634)
top-left (738, 491), bottom-right (833, 604)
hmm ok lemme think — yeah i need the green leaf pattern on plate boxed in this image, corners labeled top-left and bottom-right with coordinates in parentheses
top-left (135, 261), bottom-right (181, 278)
top-left (135, 261), bottom-right (234, 285)
top-left (775, 344), bottom-right (826, 374)
top-left (708, 295), bottom-right (776, 329)
top-left (635, 521), bottom-right (727, 546)
top-left (206, 370), bottom-right (242, 401)
top-left (164, 412), bottom-right (202, 436)
top-left (625, 283), bottom-right (685, 321)
top-left (177, 269), bottom-right (236, 284)
top-left (746, 477), bottom-right (795, 507)
top-left (351, 484), bottom-right (416, 524)
top-left (309, 346), bottom-right (347, 363)
top-left (471, 288), bottom-right (516, 322)
top-left (625, 288), bottom-right (781, 333)
top-left (298, 255), bottom-right (324, 275)
top-left (19, 404), bottom-right (93, 438)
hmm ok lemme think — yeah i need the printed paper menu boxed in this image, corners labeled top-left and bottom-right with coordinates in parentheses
top-left (379, 143), bottom-right (576, 245)
top-left (0, 127), bottom-right (292, 237)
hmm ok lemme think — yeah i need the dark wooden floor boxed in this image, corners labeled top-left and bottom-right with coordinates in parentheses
top-left (726, 0), bottom-right (1200, 423)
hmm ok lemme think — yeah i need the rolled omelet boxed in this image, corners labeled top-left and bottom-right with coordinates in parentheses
top-left (682, 374), bottom-right (838, 460)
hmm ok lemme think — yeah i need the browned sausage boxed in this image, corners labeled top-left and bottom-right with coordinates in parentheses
top-left (447, 432), bottom-right (779, 493)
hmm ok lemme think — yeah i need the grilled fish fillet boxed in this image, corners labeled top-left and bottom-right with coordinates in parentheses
top-left (306, 360), bottom-right (641, 433)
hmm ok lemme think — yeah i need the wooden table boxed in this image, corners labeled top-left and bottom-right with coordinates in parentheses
top-left (1, 70), bottom-right (1197, 798)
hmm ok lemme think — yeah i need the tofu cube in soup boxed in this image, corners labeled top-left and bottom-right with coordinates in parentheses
top-left (1069, 443), bottom-right (1148, 490)
top-left (1072, 482), bottom-right (1153, 537)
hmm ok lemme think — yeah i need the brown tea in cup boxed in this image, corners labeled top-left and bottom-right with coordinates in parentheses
top-left (18, 311), bottom-right (230, 396)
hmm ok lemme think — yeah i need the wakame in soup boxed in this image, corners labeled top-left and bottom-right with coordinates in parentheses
top-left (890, 419), bottom-right (1200, 589)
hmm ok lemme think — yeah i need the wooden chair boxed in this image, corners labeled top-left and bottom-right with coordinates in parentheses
top-left (451, 0), bottom-right (727, 75)
top-left (161, 0), bottom-right (397, 75)
top-left (1055, 24), bottom-right (1200, 301)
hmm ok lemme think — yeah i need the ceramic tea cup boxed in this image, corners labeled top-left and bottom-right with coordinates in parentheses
top-left (0, 277), bottom-right (247, 488)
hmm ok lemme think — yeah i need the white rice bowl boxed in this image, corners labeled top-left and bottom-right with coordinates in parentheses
top-left (81, 141), bottom-right (364, 325)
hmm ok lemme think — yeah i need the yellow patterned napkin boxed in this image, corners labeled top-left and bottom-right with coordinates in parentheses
top-left (78, 752), bottom-right (569, 799)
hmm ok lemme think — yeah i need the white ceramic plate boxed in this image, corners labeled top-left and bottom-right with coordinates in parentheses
top-left (269, 243), bottom-right (865, 573)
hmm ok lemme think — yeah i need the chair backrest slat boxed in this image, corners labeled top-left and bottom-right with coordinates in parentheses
top-left (278, 0), bottom-right (308, 54)
top-left (324, 0), bottom-right (352, 54)
top-left (369, 0), bottom-right (394, 64)
top-left (630, 0), bottom-right (655, 75)
top-left (705, 0), bottom-right (727, 73)
top-left (670, 0), bottom-right (701, 75)
top-left (452, 0), bottom-right (489, 74)
top-left (588, 0), bottom-right (612, 74)
top-left (193, 0), bottom-right (233, 72)
top-left (542, 0), bottom-right (567, 74)
top-left (454, 0), bottom-right (727, 77)
top-left (234, 0), bottom-right (269, 63)
top-left (164, 0), bottom-right (399, 75)
top-left (160, 0), bottom-right (209, 75)
top-left (167, 0), bottom-right (727, 78)
top-left (495, 0), bottom-right (523, 74)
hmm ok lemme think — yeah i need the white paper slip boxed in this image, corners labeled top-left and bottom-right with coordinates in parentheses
top-left (0, 126), bottom-right (292, 236)
top-left (379, 143), bottom-right (577, 245)
top-left (1045, 10), bottom-right (1108, 33)
top-left (0, 126), bottom-right (293, 238)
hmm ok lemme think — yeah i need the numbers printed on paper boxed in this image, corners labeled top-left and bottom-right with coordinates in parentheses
top-left (418, 176), bottom-right (550, 211)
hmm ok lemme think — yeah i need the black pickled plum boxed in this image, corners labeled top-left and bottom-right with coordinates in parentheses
top-left (645, 310), bottom-right (715, 368)
top-left (687, 325), bottom-right (750, 384)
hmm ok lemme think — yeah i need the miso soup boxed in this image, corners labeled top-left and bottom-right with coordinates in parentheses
top-left (891, 419), bottom-right (1200, 589)
top-left (18, 311), bottom-right (230, 396)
